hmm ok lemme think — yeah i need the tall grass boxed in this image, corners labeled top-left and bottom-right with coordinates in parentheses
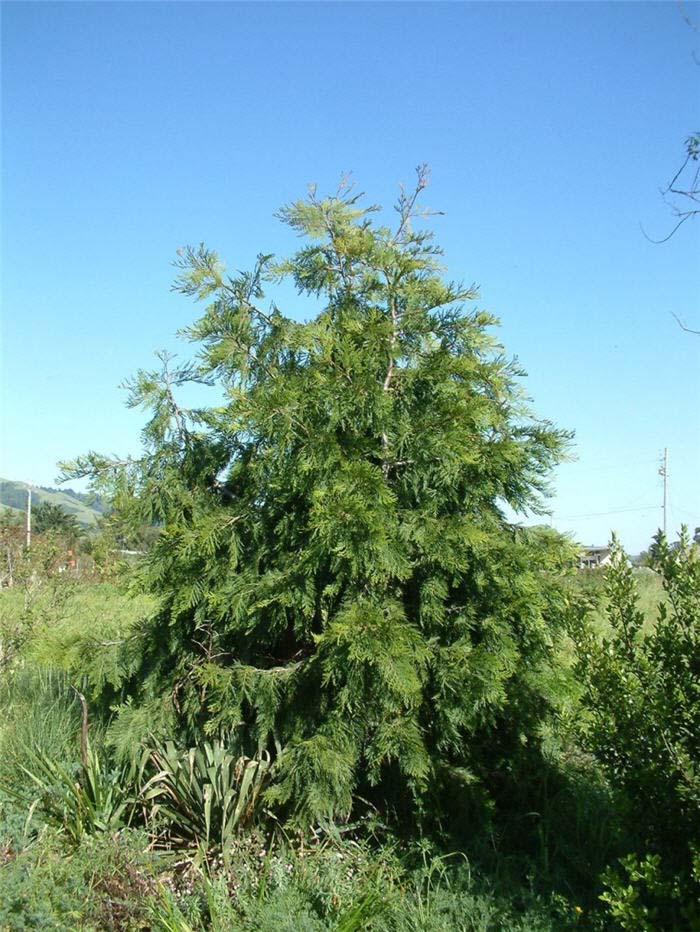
top-left (0, 668), bottom-right (81, 797)
top-left (571, 566), bottom-right (665, 633)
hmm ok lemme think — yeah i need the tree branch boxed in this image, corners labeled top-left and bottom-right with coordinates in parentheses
top-left (158, 352), bottom-right (190, 445)
top-left (671, 311), bottom-right (700, 335)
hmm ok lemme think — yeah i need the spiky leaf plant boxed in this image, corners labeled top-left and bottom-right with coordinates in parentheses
top-left (64, 168), bottom-right (575, 825)
top-left (14, 742), bottom-right (133, 844)
top-left (140, 739), bottom-right (270, 854)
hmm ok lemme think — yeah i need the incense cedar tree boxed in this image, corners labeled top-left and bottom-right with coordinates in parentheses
top-left (67, 170), bottom-right (575, 824)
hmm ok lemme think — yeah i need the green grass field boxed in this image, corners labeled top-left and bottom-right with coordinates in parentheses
top-left (571, 565), bottom-right (665, 632)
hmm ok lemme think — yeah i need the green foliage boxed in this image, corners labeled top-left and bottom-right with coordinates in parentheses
top-left (64, 170), bottom-right (575, 826)
top-left (0, 575), bottom-right (599, 929)
top-left (0, 829), bottom-right (161, 931)
top-left (0, 539), bottom-right (82, 671)
top-left (0, 668), bottom-right (81, 806)
top-left (10, 741), bottom-right (135, 844)
top-left (146, 828), bottom-right (582, 931)
top-left (33, 502), bottom-right (82, 543)
top-left (1, 809), bottom-right (583, 932)
top-left (150, 885), bottom-right (198, 932)
top-left (568, 564), bottom-right (665, 638)
top-left (1, 572), bottom-right (153, 712)
top-left (601, 851), bottom-right (700, 931)
top-left (22, 581), bottom-right (155, 711)
top-left (140, 739), bottom-right (271, 855)
top-left (574, 529), bottom-right (700, 927)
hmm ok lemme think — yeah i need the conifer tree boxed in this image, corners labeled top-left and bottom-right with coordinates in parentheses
top-left (65, 168), bottom-right (575, 823)
top-left (33, 501), bottom-right (82, 542)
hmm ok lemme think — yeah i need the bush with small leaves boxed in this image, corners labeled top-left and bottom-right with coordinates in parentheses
top-left (574, 529), bottom-right (700, 928)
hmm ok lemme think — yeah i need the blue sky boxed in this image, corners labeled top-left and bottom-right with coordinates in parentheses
top-left (2, 1), bottom-right (698, 553)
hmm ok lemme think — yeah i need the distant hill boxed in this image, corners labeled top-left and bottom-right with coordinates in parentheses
top-left (0, 478), bottom-right (105, 528)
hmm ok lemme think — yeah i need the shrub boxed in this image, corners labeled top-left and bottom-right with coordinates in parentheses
top-left (574, 529), bottom-right (700, 928)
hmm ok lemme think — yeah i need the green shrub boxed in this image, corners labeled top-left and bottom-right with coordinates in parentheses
top-left (600, 851), bottom-right (700, 931)
top-left (154, 830), bottom-right (583, 931)
top-left (574, 529), bottom-right (700, 928)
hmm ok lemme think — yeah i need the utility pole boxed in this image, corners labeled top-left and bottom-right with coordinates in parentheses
top-left (26, 484), bottom-right (32, 548)
top-left (659, 448), bottom-right (668, 537)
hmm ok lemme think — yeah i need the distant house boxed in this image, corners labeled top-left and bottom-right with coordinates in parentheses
top-left (579, 546), bottom-right (612, 569)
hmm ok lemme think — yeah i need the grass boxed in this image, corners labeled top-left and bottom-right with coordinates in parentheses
top-left (0, 579), bottom-right (154, 655)
top-left (24, 581), bottom-right (155, 673)
top-left (0, 576), bottom-right (155, 709)
top-left (570, 566), bottom-right (665, 633)
top-left (0, 821), bottom-right (589, 931)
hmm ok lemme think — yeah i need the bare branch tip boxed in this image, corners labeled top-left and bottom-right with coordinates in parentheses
top-left (671, 310), bottom-right (700, 335)
top-left (416, 163), bottom-right (431, 189)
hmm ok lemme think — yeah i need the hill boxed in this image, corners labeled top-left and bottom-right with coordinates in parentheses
top-left (0, 478), bottom-right (105, 528)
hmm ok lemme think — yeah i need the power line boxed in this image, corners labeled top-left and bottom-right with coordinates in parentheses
top-left (669, 505), bottom-right (700, 522)
top-left (555, 505), bottom-right (658, 520)
top-left (557, 458), bottom-right (660, 475)
top-left (554, 452), bottom-right (675, 524)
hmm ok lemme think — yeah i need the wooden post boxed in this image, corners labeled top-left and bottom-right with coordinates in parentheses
top-left (26, 485), bottom-right (32, 548)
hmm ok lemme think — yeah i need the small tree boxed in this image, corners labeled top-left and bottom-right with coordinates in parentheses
top-left (33, 501), bottom-right (82, 545)
top-left (65, 170), bottom-right (574, 824)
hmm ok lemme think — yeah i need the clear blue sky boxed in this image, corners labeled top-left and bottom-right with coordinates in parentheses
top-left (2, 1), bottom-right (698, 553)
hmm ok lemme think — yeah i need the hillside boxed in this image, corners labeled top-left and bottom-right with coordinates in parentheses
top-left (0, 478), bottom-right (105, 527)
